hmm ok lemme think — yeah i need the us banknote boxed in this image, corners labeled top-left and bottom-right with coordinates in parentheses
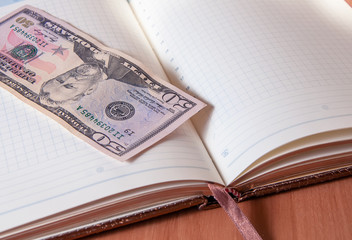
top-left (0, 5), bottom-right (205, 161)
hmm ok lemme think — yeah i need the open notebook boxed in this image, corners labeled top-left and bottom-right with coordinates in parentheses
top-left (1, 0), bottom-right (352, 239)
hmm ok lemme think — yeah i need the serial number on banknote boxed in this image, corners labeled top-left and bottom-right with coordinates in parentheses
top-left (0, 5), bottom-right (205, 161)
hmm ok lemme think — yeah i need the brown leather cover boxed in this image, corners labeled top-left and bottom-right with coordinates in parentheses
top-left (43, 166), bottom-right (352, 239)
top-left (236, 166), bottom-right (352, 202)
top-left (45, 196), bottom-right (207, 239)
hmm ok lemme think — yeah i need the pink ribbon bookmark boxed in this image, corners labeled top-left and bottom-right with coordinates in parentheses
top-left (208, 183), bottom-right (262, 240)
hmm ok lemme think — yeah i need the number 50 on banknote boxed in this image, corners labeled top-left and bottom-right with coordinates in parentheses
top-left (0, 5), bottom-right (205, 161)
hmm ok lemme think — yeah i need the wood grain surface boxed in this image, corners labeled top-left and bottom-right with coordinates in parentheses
top-left (83, 177), bottom-right (352, 240)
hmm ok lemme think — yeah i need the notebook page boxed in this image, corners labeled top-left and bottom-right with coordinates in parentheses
top-left (0, 0), bottom-right (223, 232)
top-left (130, 0), bottom-right (352, 184)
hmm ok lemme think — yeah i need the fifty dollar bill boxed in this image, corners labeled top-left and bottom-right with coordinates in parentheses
top-left (0, 5), bottom-right (205, 161)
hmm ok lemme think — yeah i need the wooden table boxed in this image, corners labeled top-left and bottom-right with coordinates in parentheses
top-left (84, 177), bottom-right (352, 240)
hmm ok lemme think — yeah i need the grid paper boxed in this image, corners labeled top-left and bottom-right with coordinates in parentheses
top-left (130, 0), bottom-right (352, 183)
top-left (0, 0), bottom-right (223, 232)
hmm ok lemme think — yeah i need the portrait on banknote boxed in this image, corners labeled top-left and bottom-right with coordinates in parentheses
top-left (0, 6), bottom-right (205, 161)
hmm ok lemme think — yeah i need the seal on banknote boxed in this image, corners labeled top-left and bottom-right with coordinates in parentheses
top-left (10, 44), bottom-right (38, 61)
top-left (0, 5), bottom-right (205, 160)
top-left (105, 101), bottom-right (135, 121)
